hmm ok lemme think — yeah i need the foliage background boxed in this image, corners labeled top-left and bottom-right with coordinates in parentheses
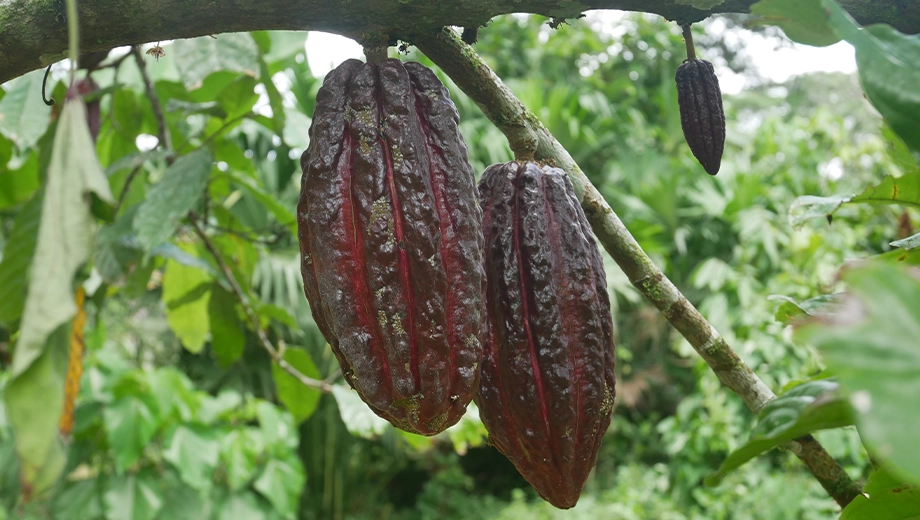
top-left (0, 8), bottom-right (913, 520)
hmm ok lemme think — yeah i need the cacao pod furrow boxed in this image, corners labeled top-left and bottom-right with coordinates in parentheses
top-left (477, 162), bottom-right (616, 509)
top-left (298, 59), bottom-right (485, 435)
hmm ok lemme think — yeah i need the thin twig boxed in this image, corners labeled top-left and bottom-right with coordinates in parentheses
top-left (189, 213), bottom-right (332, 393)
top-left (414, 28), bottom-right (862, 508)
top-left (114, 164), bottom-right (144, 214)
top-left (132, 46), bottom-right (172, 152)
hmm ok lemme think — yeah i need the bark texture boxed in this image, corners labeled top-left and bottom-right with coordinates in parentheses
top-left (2, 0), bottom-right (919, 85)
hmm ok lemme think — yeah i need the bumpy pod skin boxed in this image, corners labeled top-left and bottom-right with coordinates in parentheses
top-left (676, 59), bottom-right (725, 175)
top-left (297, 59), bottom-right (486, 436)
top-left (476, 161), bottom-right (616, 509)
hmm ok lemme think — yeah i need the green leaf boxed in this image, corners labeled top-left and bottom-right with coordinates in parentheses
top-left (0, 191), bottom-right (42, 325)
top-left (891, 231), bottom-right (920, 251)
top-left (133, 149), bottom-right (212, 252)
top-left (220, 428), bottom-right (263, 491)
top-left (255, 400), bottom-right (292, 448)
top-left (52, 479), bottom-right (104, 520)
top-left (253, 458), bottom-right (304, 518)
top-left (103, 470), bottom-right (163, 520)
top-left (706, 379), bottom-right (854, 485)
top-left (163, 258), bottom-right (212, 353)
top-left (769, 294), bottom-right (845, 325)
top-left (0, 70), bottom-right (53, 151)
top-left (157, 478), bottom-right (208, 520)
top-left (208, 284), bottom-right (246, 366)
top-left (4, 98), bottom-right (113, 497)
top-left (797, 263), bottom-right (920, 481)
top-left (103, 393), bottom-right (161, 471)
top-left (163, 425), bottom-right (220, 491)
top-left (850, 171), bottom-right (920, 209)
top-left (749, 0), bottom-right (841, 46)
top-left (3, 325), bottom-right (69, 498)
top-left (841, 466), bottom-right (920, 519)
top-left (282, 108), bottom-right (311, 151)
top-left (225, 170), bottom-right (297, 235)
top-left (271, 348), bottom-right (322, 424)
top-left (788, 194), bottom-right (852, 228)
top-left (0, 152), bottom-right (39, 209)
top-left (331, 385), bottom-right (390, 439)
top-left (173, 34), bottom-right (260, 90)
top-left (216, 491), bottom-right (272, 520)
top-left (255, 303), bottom-right (300, 330)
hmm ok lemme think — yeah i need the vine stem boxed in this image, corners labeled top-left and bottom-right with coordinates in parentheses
top-left (65, 0), bottom-right (79, 82)
top-left (413, 27), bottom-right (862, 508)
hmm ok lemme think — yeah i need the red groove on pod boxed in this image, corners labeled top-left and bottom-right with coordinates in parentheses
top-left (377, 76), bottom-right (422, 392)
top-left (512, 169), bottom-right (552, 442)
top-left (344, 130), bottom-right (393, 389)
top-left (413, 95), bottom-right (455, 392)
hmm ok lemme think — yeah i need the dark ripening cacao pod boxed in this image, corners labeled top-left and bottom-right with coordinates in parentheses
top-left (676, 59), bottom-right (725, 175)
top-left (476, 161), bottom-right (616, 509)
top-left (297, 59), bottom-right (486, 436)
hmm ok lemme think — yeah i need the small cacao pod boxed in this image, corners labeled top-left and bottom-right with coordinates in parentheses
top-left (676, 59), bottom-right (725, 175)
top-left (73, 77), bottom-right (100, 142)
top-left (297, 59), bottom-right (486, 436)
top-left (476, 161), bottom-right (616, 509)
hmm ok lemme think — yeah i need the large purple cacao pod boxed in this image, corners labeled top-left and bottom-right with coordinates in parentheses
top-left (477, 161), bottom-right (616, 509)
top-left (297, 59), bottom-right (486, 436)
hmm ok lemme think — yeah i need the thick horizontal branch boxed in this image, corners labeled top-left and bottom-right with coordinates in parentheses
top-left (1, 0), bottom-right (918, 85)
top-left (413, 27), bottom-right (862, 508)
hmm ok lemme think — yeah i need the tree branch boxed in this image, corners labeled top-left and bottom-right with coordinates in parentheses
top-left (1, 0), bottom-right (918, 85)
top-left (414, 27), bottom-right (861, 508)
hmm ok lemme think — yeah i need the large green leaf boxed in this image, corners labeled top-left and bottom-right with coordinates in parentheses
top-left (4, 98), bottom-right (113, 498)
top-left (0, 191), bottom-right (42, 325)
top-left (706, 379), bottom-right (854, 485)
top-left (253, 458), bottom-right (304, 518)
top-left (749, 0), bottom-right (841, 46)
top-left (173, 34), bottom-right (260, 90)
top-left (0, 70), bottom-right (53, 151)
top-left (103, 393), bottom-right (161, 471)
top-left (330, 385), bottom-right (389, 439)
top-left (208, 284), bottom-right (246, 367)
top-left (162, 258), bottom-right (212, 354)
top-left (220, 428), bottom-right (263, 491)
top-left (849, 171), bottom-right (920, 209)
top-left (103, 470), bottom-right (163, 520)
top-left (133, 149), bottom-right (212, 252)
top-left (797, 263), bottom-right (920, 481)
top-left (752, 0), bottom-right (920, 157)
top-left (0, 152), bottom-right (39, 209)
top-left (841, 466), bottom-right (920, 519)
top-left (162, 424), bottom-right (220, 491)
top-left (271, 348), bottom-right (322, 424)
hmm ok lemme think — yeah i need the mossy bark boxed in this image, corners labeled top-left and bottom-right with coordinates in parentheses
top-left (1, 0), bottom-right (919, 84)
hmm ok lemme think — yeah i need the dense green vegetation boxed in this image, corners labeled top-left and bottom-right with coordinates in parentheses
top-left (0, 2), bottom-right (918, 519)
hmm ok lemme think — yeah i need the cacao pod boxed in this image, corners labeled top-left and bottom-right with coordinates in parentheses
top-left (676, 59), bottom-right (725, 175)
top-left (476, 161), bottom-right (616, 509)
top-left (297, 59), bottom-right (486, 436)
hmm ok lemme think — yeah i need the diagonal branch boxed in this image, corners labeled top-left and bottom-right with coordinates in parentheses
top-left (414, 27), bottom-right (862, 508)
